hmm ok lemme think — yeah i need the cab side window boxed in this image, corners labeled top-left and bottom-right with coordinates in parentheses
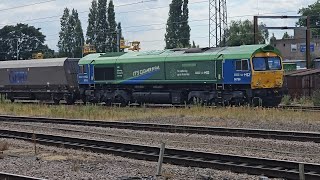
top-left (80, 65), bottom-right (88, 74)
top-left (235, 59), bottom-right (249, 71)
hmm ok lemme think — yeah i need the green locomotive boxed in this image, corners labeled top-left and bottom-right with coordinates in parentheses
top-left (78, 44), bottom-right (284, 106)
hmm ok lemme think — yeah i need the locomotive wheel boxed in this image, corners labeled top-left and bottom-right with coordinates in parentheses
top-left (66, 98), bottom-right (76, 105)
top-left (53, 99), bottom-right (60, 105)
top-left (104, 99), bottom-right (112, 106)
top-left (189, 97), bottom-right (203, 106)
top-left (81, 97), bottom-right (87, 104)
top-left (114, 95), bottom-right (127, 107)
top-left (10, 98), bottom-right (15, 103)
top-left (206, 99), bottom-right (216, 106)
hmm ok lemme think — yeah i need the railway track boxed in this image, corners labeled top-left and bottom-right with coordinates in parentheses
top-left (0, 115), bottom-right (320, 143)
top-left (8, 99), bottom-right (320, 110)
top-left (279, 105), bottom-right (320, 112)
top-left (0, 129), bottom-right (319, 180)
top-left (0, 172), bottom-right (45, 180)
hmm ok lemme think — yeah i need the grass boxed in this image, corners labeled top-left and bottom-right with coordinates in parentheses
top-left (0, 102), bottom-right (319, 126)
top-left (313, 90), bottom-right (320, 106)
top-left (0, 141), bottom-right (9, 152)
top-left (281, 95), bottom-right (314, 106)
top-left (281, 95), bottom-right (291, 105)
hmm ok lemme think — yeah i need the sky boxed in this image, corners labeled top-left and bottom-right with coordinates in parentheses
top-left (0, 0), bottom-right (316, 52)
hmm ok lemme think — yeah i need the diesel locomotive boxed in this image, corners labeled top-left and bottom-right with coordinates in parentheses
top-left (78, 44), bottom-right (284, 106)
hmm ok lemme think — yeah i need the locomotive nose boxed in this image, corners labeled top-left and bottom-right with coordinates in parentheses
top-left (252, 72), bottom-right (284, 89)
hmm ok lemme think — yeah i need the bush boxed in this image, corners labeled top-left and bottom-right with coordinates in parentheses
top-left (298, 96), bottom-right (310, 105)
top-left (313, 90), bottom-right (320, 106)
top-left (281, 95), bottom-right (291, 105)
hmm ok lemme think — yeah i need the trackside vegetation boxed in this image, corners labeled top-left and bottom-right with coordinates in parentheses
top-left (0, 102), bottom-right (319, 131)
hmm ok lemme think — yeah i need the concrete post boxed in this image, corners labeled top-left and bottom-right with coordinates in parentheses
top-left (299, 163), bottom-right (305, 180)
top-left (156, 142), bottom-right (166, 177)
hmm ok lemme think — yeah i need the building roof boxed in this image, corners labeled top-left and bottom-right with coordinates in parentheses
top-left (0, 58), bottom-right (68, 69)
top-left (286, 69), bottom-right (320, 76)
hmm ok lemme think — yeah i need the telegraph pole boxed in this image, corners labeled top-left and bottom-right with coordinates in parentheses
top-left (253, 16), bottom-right (258, 44)
top-left (306, 16), bottom-right (311, 69)
top-left (117, 28), bottom-right (121, 52)
top-left (16, 39), bottom-right (19, 60)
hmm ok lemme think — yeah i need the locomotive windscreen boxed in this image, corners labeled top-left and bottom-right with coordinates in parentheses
top-left (252, 57), bottom-right (282, 71)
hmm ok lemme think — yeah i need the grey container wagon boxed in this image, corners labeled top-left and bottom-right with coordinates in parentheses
top-left (0, 58), bottom-right (80, 104)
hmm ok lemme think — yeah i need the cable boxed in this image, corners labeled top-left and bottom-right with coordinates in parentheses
top-left (0, 0), bottom-right (207, 26)
top-left (0, 0), bottom-right (313, 53)
top-left (0, 35), bottom-right (208, 55)
top-left (0, 18), bottom-right (208, 42)
top-left (0, 0), bottom-right (57, 13)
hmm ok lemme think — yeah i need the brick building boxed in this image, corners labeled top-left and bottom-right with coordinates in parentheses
top-left (271, 28), bottom-right (320, 69)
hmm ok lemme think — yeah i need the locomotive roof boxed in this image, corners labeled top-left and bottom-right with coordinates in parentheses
top-left (0, 58), bottom-right (71, 69)
top-left (79, 44), bottom-right (281, 65)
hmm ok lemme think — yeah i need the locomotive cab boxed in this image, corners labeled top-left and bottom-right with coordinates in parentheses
top-left (250, 51), bottom-right (284, 106)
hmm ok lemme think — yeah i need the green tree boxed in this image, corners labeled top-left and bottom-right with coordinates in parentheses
top-left (86, 0), bottom-right (98, 45)
top-left (71, 9), bottom-right (84, 58)
top-left (282, 32), bottom-right (292, 39)
top-left (58, 8), bottom-right (84, 58)
top-left (96, 0), bottom-right (109, 52)
top-left (0, 23), bottom-right (52, 60)
top-left (297, 1), bottom-right (320, 36)
top-left (108, 0), bottom-right (117, 52)
top-left (58, 8), bottom-right (72, 57)
top-left (165, 0), bottom-right (183, 49)
top-left (225, 19), bottom-right (268, 46)
top-left (180, 0), bottom-right (190, 48)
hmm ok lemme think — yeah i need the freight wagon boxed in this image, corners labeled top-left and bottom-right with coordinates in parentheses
top-left (0, 58), bottom-right (80, 104)
top-left (284, 69), bottom-right (320, 98)
top-left (78, 44), bottom-right (284, 107)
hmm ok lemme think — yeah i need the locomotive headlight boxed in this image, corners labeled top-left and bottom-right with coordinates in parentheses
top-left (276, 80), bottom-right (283, 86)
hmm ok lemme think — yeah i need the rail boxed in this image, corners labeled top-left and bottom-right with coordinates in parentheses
top-left (0, 129), bottom-right (319, 180)
top-left (279, 105), bottom-right (320, 112)
top-left (0, 115), bottom-right (320, 143)
top-left (0, 172), bottom-right (45, 180)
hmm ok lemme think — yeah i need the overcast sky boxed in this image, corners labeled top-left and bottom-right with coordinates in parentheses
top-left (0, 0), bottom-right (316, 51)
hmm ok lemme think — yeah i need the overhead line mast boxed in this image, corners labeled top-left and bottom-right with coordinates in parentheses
top-left (209, 0), bottom-right (227, 47)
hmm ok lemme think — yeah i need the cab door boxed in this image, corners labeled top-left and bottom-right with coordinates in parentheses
top-left (78, 62), bottom-right (95, 84)
top-left (223, 59), bottom-right (251, 85)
